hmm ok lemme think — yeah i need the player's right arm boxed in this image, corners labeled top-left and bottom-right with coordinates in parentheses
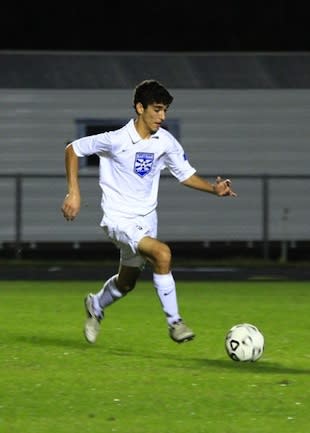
top-left (61, 143), bottom-right (81, 221)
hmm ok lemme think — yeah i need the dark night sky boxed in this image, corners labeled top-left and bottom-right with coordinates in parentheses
top-left (1, 2), bottom-right (309, 52)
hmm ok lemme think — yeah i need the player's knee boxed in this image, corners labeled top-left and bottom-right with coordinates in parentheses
top-left (155, 243), bottom-right (172, 266)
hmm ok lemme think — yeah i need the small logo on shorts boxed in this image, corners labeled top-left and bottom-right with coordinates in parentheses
top-left (164, 289), bottom-right (173, 296)
top-left (134, 152), bottom-right (154, 177)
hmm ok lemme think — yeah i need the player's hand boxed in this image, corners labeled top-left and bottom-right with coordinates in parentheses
top-left (214, 176), bottom-right (237, 197)
top-left (61, 193), bottom-right (81, 220)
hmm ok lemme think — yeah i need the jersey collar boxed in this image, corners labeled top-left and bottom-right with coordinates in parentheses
top-left (127, 119), bottom-right (160, 143)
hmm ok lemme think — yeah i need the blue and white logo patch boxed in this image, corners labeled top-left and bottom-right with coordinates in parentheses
top-left (134, 152), bottom-right (154, 177)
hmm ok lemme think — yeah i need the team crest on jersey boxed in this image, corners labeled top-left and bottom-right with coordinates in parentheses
top-left (134, 152), bottom-right (154, 177)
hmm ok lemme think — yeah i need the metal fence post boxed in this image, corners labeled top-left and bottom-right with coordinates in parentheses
top-left (15, 174), bottom-right (22, 258)
top-left (262, 175), bottom-right (269, 260)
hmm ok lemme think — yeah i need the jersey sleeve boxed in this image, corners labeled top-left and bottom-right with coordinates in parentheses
top-left (164, 138), bottom-right (196, 182)
top-left (71, 133), bottom-right (112, 157)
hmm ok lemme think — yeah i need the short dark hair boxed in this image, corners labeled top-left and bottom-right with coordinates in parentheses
top-left (133, 79), bottom-right (174, 110)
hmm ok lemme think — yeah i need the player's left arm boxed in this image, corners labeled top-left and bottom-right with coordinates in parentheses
top-left (181, 174), bottom-right (237, 197)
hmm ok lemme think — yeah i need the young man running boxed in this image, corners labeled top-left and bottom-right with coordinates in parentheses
top-left (61, 79), bottom-right (236, 344)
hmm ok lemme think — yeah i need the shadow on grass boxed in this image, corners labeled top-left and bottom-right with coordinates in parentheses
top-left (13, 334), bottom-right (310, 375)
top-left (14, 334), bottom-right (91, 350)
top-left (105, 347), bottom-right (310, 375)
top-left (188, 357), bottom-right (310, 375)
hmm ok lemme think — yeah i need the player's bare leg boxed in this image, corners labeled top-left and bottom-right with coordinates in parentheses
top-left (84, 266), bottom-right (141, 343)
top-left (138, 236), bottom-right (195, 343)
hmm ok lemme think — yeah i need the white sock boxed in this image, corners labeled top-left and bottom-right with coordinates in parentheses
top-left (95, 275), bottom-right (124, 311)
top-left (153, 272), bottom-right (181, 325)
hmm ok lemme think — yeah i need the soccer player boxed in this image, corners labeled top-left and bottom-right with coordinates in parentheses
top-left (61, 79), bottom-right (236, 344)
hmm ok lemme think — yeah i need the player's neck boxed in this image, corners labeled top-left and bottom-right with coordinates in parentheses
top-left (134, 118), bottom-right (152, 140)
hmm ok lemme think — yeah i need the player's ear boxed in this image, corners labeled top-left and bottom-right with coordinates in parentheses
top-left (136, 102), bottom-right (144, 115)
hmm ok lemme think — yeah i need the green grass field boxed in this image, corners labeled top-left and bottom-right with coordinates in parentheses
top-left (0, 280), bottom-right (309, 433)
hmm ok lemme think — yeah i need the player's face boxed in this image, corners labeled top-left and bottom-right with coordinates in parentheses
top-left (137, 102), bottom-right (169, 136)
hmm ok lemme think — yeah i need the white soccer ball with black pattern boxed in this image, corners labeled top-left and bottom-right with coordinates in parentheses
top-left (225, 323), bottom-right (264, 362)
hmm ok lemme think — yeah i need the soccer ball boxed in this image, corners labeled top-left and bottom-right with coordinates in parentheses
top-left (225, 323), bottom-right (264, 362)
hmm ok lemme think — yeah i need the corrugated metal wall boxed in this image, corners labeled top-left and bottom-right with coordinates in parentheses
top-left (0, 88), bottom-right (309, 242)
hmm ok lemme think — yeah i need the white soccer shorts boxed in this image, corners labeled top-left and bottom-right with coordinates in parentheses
top-left (101, 210), bottom-right (158, 268)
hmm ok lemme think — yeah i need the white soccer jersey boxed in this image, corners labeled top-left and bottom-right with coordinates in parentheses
top-left (72, 119), bottom-right (196, 220)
